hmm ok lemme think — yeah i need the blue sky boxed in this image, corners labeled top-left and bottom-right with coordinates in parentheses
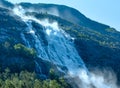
top-left (7, 0), bottom-right (120, 31)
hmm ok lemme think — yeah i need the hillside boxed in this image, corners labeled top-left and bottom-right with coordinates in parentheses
top-left (0, 0), bottom-right (120, 88)
top-left (20, 3), bottom-right (120, 79)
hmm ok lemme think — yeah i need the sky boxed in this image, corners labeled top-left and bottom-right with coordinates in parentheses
top-left (7, 0), bottom-right (120, 31)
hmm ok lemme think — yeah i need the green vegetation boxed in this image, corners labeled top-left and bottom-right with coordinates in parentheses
top-left (0, 40), bottom-right (37, 58)
top-left (0, 68), bottom-right (70, 88)
top-left (14, 44), bottom-right (36, 58)
top-left (105, 28), bottom-right (116, 33)
top-left (0, 42), bottom-right (36, 72)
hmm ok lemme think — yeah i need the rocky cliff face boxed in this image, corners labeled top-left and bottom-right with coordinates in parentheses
top-left (0, 1), bottom-right (120, 87)
top-left (0, 5), bottom-right (86, 75)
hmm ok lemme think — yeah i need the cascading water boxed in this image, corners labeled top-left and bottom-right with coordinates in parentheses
top-left (13, 5), bottom-right (119, 88)
top-left (13, 5), bottom-right (87, 73)
top-left (44, 25), bottom-right (87, 72)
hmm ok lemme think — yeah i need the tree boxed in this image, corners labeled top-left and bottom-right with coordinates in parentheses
top-left (50, 80), bottom-right (61, 88)
top-left (34, 79), bottom-right (42, 88)
top-left (49, 69), bottom-right (57, 80)
top-left (5, 80), bottom-right (15, 88)
top-left (43, 80), bottom-right (49, 88)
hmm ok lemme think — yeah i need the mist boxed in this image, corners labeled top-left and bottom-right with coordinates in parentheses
top-left (67, 69), bottom-right (119, 88)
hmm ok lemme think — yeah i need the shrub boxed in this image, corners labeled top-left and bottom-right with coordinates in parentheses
top-left (14, 44), bottom-right (36, 59)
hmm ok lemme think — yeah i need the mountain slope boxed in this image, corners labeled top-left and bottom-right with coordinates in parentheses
top-left (19, 3), bottom-right (114, 32)
top-left (0, 1), bottom-right (120, 86)
top-left (20, 3), bottom-right (109, 31)
top-left (20, 3), bottom-right (120, 41)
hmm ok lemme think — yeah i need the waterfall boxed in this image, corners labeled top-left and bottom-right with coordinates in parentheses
top-left (13, 5), bottom-right (87, 73)
top-left (44, 25), bottom-right (87, 72)
top-left (13, 6), bottom-right (119, 88)
top-left (24, 18), bottom-right (87, 74)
